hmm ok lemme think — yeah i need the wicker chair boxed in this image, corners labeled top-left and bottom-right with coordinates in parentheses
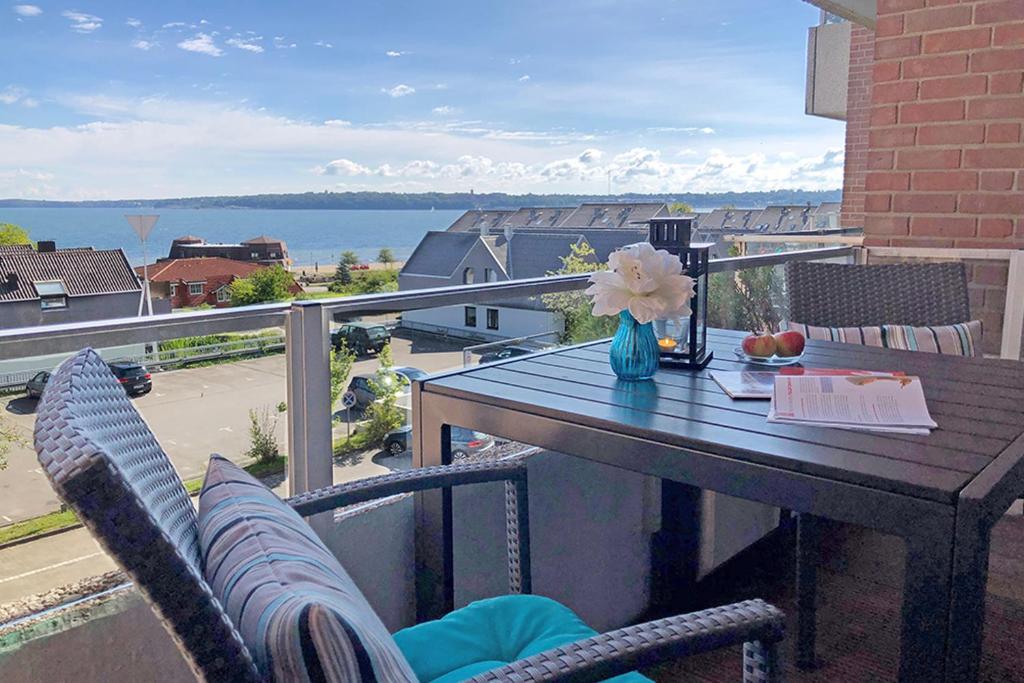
top-left (34, 348), bottom-right (786, 683)
top-left (786, 260), bottom-right (971, 327)
top-left (785, 260), bottom-right (972, 670)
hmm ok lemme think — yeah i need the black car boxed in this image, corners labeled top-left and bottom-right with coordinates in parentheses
top-left (383, 425), bottom-right (495, 458)
top-left (107, 362), bottom-right (153, 396)
top-left (331, 323), bottom-right (391, 355)
top-left (25, 362), bottom-right (152, 398)
top-left (478, 345), bottom-right (536, 365)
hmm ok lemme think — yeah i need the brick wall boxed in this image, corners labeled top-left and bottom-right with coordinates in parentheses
top-left (861, 0), bottom-right (1024, 353)
top-left (841, 25), bottom-right (877, 228)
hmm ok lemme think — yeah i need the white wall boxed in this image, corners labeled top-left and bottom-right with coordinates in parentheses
top-left (402, 305), bottom-right (563, 343)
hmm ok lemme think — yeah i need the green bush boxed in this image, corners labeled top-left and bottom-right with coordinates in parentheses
top-left (246, 406), bottom-right (281, 463)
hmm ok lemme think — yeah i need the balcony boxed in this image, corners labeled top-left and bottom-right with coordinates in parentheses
top-left (1, 244), bottom-right (1023, 682)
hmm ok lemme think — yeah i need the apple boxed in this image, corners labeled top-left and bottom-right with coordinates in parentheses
top-left (742, 332), bottom-right (777, 358)
top-left (774, 330), bottom-right (806, 357)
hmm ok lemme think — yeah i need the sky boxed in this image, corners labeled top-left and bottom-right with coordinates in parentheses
top-left (0, 1), bottom-right (845, 200)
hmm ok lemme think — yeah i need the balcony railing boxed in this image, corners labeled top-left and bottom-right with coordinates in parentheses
top-left (0, 246), bottom-right (853, 501)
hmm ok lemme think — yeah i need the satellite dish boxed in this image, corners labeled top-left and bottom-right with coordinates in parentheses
top-left (125, 215), bottom-right (159, 241)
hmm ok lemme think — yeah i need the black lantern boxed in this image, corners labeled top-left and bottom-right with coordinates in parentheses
top-left (645, 217), bottom-right (713, 370)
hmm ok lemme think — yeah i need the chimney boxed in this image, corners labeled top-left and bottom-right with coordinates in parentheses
top-left (503, 225), bottom-right (513, 242)
top-left (481, 223), bottom-right (490, 237)
top-left (5, 272), bottom-right (18, 291)
top-left (37, 240), bottom-right (56, 253)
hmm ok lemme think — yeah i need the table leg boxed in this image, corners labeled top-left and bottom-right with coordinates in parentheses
top-left (650, 480), bottom-right (702, 614)
top-left (945, 507), bottom-right (992, 683)
top-left (899, 530), bottom-right (955, 682)
top-left (413, 389), bottom-right (453, 622)
top-left (795, 513), bottom-right (820, 670)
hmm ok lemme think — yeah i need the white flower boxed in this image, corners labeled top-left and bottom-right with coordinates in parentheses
top-left (585, 242), bottom-right (695, 324)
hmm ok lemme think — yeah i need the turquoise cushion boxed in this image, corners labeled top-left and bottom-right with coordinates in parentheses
top-left (393, 595), bottom-right (651, 683)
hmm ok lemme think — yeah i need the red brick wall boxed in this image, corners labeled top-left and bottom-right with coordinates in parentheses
top-left (861, 0), bottom-right (1024, 353)
top-left (841, 24), bottom-right (877, 228)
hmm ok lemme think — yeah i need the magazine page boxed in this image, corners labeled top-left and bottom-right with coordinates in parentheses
top-left (769, 375), bottom-right (937, 430)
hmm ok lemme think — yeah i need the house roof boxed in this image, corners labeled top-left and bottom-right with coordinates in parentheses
top-left (559, 203), bottom-right (669, 228)
top-left (577, 229), bottom-right (647, 262)
top-left (501, 207), bottom-right (575, 229)
top-left (446, 210), bottom-right (514, 232)
top-left (506, 233), bottom-right (587, 279)
top-left (243, 235), bottom-right (285, 245)
top-left (0, 247), bottom-right (140, 302)
top-left (173, 235), bottom-right (204, 243)
top-left (138, 257), bottom-right (266, 283)
top-left (0, 244), bottom-right (33, 254)
top-left (401, 232), bottom-right (481, 277)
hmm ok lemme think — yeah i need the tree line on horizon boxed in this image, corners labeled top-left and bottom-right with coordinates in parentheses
top-left (0, 189), bottom-right (841, 211)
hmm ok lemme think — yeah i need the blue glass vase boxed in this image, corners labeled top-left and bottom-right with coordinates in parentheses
top-left (609, 311), bottom-right (659, 381)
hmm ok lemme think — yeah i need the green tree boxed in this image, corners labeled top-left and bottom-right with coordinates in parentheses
top-left (229, 265), bottom-right (295, 306)
top-left (333, 257), bottom-right (353, 288)
top-left (245, 406), bottom-right (281, 464)
top-left (541, 241), bottom-right (619, 344)
top-left (330, 341), bottom-right (356, 410)
top-left (340, 250), bottom-right (360, 267)
top-left (0, 223), bottom-right (31, 246)
top-left (706, 248), bottom-right (784, 332)
top-left (377, 247), bottom-right (395, 269)
top-left (362, 344), bottom-right (406, 446)
top-left (668, 201), bottom-right (694, 215)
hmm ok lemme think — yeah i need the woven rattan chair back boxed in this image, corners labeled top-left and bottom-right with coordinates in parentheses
top-left (785, 261), bottom-right (971, 327)
top-left (33, 348), bottom-right (260, 683)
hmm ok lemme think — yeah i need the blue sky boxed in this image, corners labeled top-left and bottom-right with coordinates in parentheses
top-left (1, 1), bottom-right (845, 200)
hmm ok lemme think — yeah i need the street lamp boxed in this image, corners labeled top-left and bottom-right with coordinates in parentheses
top-left (125, 214), bottom-right (159, 316)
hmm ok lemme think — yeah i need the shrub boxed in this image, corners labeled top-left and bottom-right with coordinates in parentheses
top-left (246, 406), bottom-right (281, 463)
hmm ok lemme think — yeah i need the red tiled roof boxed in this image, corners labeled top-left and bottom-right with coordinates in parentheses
top-left (0, 247), bottom-right (140, 302)
top-left (137, 257), bottom-right (266, 282)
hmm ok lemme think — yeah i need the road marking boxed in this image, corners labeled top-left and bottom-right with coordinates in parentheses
top-left (0, 552), bottom-right (104, 584)
top-left (166, 439), bottom-right (178, 445)
top-left (219, 426), bottom-right (233, 432)
top-left (1, 515), bottom-right (11, 523)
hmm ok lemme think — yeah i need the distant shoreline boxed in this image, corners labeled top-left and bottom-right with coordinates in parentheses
top-left (0, 189), bottom-right (842, 211)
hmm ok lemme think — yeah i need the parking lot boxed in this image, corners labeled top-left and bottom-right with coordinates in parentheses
top-left (0, 331), bottom-right (467, 524)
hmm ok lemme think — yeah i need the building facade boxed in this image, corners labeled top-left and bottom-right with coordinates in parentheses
top-left (164, 235), bottom-right (289, 267)
top-left (138, 257), bottom-right (302, 309)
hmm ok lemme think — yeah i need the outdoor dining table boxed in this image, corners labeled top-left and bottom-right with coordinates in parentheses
top-left (410, 327), bottom-right (1024, 683)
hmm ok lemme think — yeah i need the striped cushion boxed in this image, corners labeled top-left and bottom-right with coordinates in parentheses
top-left (787, 320), bottom-right (982, 357)
top-left (197, 455), bottom-right (416, 683)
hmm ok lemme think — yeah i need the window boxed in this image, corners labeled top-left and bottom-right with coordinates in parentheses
top-left (216, 287), bottom-right (230, 303)
top-left (169, 283), bottom-right (178, 297)
top-left (251, 252), bottom-right (260, 259)
top-left (34, 280), bottom-right (67, 310)
top-left (463, 267), bottom-right (475, 284)
top-left (486, 308), bottom-right (499, 330)
top-left (188, 282), bottom-right (204, 296)
top-left (485, 268), bottom-right (498, 282)
top-left (464, 306), bottom-right (477, 327)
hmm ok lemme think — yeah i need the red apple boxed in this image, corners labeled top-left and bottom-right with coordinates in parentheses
top-left (742, 332), bottom-right (776, 358)
top-left (774, 330), bottom-right (806, 357)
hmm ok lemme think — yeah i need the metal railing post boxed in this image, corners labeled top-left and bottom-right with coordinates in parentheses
top-left (285, 302), bottom-right (333, 499)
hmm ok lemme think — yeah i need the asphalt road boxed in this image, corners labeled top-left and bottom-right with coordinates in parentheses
top-left (0, 332), bottom-right (467, 524)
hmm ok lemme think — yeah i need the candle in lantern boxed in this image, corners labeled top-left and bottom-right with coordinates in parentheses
top-left (658, 337), bottom-right (677, 352)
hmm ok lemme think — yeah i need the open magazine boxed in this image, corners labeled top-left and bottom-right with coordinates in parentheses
top-left (767, 373), bottom-right (937, 435)
top-left (711, 368), bottom-right (907, 400)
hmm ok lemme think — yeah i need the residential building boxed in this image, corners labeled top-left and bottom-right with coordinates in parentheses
top-left (399, 224), bottom-right (645, 341)
top-left (445, 202), bottom-right (671, 232)
top-left (163, 234), bottom-right (290, 267)
top-left (0, 241), bottom-right (150, 329)
top-left (136, 257), bottom-right (302, 309)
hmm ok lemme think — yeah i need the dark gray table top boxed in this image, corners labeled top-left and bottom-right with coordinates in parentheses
top-left (422, 328), bottom-right (1024, 504)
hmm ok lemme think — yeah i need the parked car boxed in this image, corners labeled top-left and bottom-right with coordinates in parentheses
top-left (478, 345), bottom-right (536, 365)
top-left (331, 323), bottom-right (391, 355)
top-left (25, 362), bottom-right (152, 399)
top-left (343, 367), bottom-right (425, 410)
top-left (25, 371), bottom-right (51, 399)
top-left (107, 362), bottom-right (153, 396)
top-left (383, 425), bottom-right (494, 459)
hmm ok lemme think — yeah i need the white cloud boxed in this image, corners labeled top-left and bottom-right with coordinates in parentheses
top-left (132, 39), bottom-right (155, 51)
top-left (578, 148), bottom-right (603, 164)
top-left (226, 36), bottom-right (263, 53)
top-left (273, 36), bottom-right (296, 49)
top-left (699, 127), bottom-right (715, 134)
top-left (125, 17), bottom-right (141, 27)
top-left (178, 33), bottom-right (222, 57)
top-left (324, 119), bottom-right (351, 127)
top-left (314, 40), bottom-right (332, 48)
top-left (316, 158), bottom-right (373, 176)
top-left (162, 21), bottom-right (186, 28)
top-left (13, 4), bottom-right (42, 17)
top-left (432, 105), bottom-right (457, 115)
top-left (385, 50), bottom-right (409, 57)
top-left (518, 75), bottom-right (531, 82)
top-left (383, 84), bottom-right (415, 98)
top-left (62, 10), bottom-right (103, 33)
top-left (0, 86), bottom-right (36, 107)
